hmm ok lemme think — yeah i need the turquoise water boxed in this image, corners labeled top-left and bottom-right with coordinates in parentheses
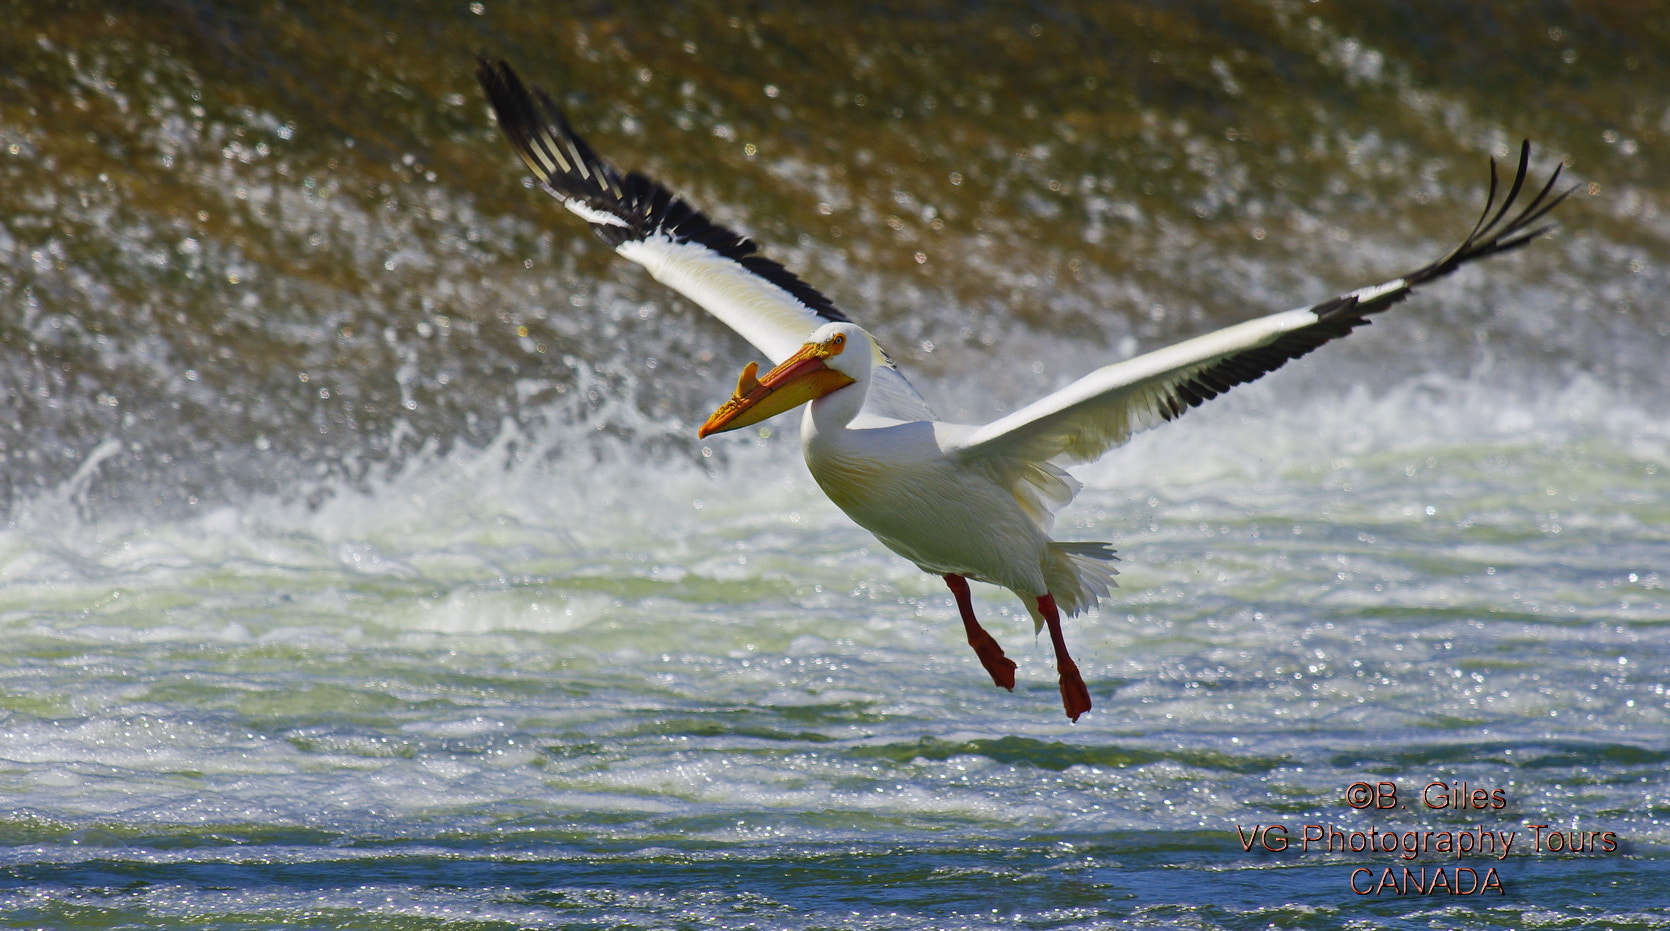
top-left (3, 2), bottom-right (1667, 928)
top-left (4, 389), bottom-right (1666, 928)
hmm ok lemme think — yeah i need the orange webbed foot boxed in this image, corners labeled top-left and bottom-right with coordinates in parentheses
top-left (1037, 593), bottom-right (1092, 721)
top-left (944, 574), bottom-right (1016, 691)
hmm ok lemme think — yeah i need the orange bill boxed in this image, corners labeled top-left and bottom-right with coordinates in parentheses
top-left (699, 342), bottom-right (856, 438)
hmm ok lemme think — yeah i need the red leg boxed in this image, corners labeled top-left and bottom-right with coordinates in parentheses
top-left (1037, 594), bottom-right (1092, 722)
top-left (944, 574), bottom-right (1016, 691)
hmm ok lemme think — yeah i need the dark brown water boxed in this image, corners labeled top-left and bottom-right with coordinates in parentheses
top-left (1, 1), bottom-right (1660, 515)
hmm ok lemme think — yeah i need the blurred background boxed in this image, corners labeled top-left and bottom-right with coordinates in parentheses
top-left (1, 0), bottom-right (1659, 517)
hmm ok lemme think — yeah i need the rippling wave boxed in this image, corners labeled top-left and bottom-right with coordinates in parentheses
top-left (2, 2), bottom-right (1666, 928)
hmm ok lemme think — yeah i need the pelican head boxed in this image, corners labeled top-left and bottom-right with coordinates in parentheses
top-left (699, 323), bottom-right (869, 437)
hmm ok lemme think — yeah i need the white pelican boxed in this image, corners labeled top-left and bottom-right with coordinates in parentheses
top-left (477, 60), bottom-right (1568, 720)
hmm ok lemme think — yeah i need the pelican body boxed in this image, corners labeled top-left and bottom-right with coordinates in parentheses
top-left (477, 60), bottom-right (1568, 720)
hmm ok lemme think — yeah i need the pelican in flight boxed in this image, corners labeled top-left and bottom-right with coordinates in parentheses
top-left (476, 60), bottom-right (1568, 721)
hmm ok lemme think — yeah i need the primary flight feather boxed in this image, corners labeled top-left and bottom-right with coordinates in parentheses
top-left (477, 59), bottom-right (1568, 721)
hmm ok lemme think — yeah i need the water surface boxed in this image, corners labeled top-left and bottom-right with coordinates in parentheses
top-left (2, 3), bottom-right (1666, 928)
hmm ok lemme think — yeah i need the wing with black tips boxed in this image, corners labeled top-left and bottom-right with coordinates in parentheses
top-left (477, 59), bottom-right (935, 422)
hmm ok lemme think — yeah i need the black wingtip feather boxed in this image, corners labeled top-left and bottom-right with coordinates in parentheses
top-left (477, 59), bottom-right (852, 324)
top-left (1405, 140), bottom-right (1570, 289)
top-left (1154, 141), bottom-right (1568, 426)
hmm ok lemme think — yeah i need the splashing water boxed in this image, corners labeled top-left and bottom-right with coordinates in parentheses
top-left (2, 3), bottom-right (1667, 928)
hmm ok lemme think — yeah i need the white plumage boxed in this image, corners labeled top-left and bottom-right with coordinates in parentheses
top-left (478, 59), bottom-right (1568, 720)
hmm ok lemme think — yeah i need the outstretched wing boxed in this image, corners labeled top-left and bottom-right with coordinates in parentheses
top-left (951, 141), bottom-right (1570, 465)
top-left (476, 59), bottom-right (935, 422)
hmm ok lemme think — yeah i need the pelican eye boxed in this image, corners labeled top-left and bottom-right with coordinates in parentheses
top-left (828, 333), bottom-right (846, 353)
